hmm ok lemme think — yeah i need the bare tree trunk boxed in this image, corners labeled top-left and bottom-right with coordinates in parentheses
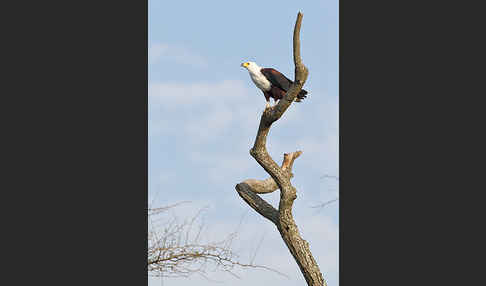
top-left (235, 12), bottom-right (327, 286)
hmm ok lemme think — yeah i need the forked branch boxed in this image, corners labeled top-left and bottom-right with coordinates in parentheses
top-left (236, 150), bottom-right (303, 225)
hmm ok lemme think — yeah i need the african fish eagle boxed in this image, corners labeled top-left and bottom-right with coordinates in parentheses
top-left (241, 61), bottom-right (308, 108)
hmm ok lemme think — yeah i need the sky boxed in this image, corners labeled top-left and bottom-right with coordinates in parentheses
top-left (148, 0), bottom-right (338, 285)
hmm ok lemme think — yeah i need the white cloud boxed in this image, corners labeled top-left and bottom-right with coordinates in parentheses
top-left (149, 79), bottom-right (261, 142)
top-left (149, 43), bottom-right (208, 68)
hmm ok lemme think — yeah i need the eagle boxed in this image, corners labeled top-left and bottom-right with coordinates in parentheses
top-left (241, 61), bottom-right (308, 108)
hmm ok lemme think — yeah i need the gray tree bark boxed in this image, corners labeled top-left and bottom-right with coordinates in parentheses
top-left (235, 12), bottom-right (327, 286)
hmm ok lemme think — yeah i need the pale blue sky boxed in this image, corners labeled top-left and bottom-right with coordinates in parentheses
top-left (149, 0), bottom-right (338, 285)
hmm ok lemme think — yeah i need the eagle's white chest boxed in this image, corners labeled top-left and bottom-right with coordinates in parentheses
top-left (249, 70), bottom-right (271, 92)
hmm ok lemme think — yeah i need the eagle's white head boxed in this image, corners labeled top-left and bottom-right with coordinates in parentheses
top-left (241, 61), bottom-right (261, 74)
top-left (241, 61), bottom-right (271, 93)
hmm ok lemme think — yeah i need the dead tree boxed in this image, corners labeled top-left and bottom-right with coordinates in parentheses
top-left (235, 12), bottom-right (327, 286)
top-left (147, 202), bottom-right (282, 280)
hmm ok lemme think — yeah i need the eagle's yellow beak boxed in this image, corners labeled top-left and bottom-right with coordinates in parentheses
top-left (241, 62), bottom-right (249, 68)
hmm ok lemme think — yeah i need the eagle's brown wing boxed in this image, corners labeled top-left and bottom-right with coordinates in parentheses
top-left (260, 68), bottom-right (293, 91)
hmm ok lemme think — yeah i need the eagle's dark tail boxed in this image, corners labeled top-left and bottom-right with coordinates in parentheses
top-left (295, 89), bottom-right (308, 102)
